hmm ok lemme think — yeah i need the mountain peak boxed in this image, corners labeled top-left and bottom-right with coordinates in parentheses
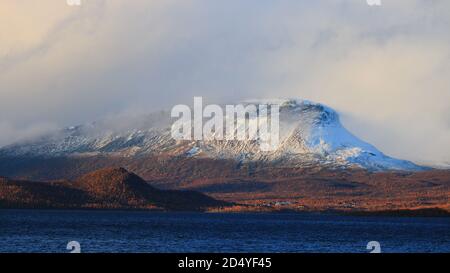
top-left (0, 98), bottom-right (427, 172)
top-left (75, 167), bottom-right (152, 201)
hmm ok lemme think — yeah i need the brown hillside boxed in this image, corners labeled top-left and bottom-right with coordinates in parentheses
top-left (0, 156), bottom-right (449, 213)
top-left (0, 168), bottom-right (229, 211)
top-left (74, 167), bottom-right (153, 205)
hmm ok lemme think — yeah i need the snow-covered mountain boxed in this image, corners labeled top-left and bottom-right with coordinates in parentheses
top-left (0, 99), bottom-right (425, 171)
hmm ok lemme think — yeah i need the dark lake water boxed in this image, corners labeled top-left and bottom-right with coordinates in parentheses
top-left (0, 209), bottom-right (449, 253)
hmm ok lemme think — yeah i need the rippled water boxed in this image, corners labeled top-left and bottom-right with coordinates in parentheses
top-left (0, 209), bottom-right (449, 253)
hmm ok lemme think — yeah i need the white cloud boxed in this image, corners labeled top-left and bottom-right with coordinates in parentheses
top-left (0, 0), bottom-right (449, 164)
top-left (0, 121), bottom-right (58, 146)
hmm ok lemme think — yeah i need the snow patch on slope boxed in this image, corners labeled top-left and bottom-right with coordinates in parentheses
top-left (0, 99), bottom-right (426, 171)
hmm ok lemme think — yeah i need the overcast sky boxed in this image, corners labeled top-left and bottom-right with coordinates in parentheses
top-left (0, 0), bottom-right (449, 165)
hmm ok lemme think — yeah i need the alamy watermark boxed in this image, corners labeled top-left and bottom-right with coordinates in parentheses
top-left (66, 0), bottom-right (81, 6)
top-left (63, 240), bottom-right (380, 253)
top-left (67, 1), bottom-right (381, 8)
top-left (67, 0), bottom-right (81, 6)
top-left (366, 241), bottom-right (381, 253)
top-left (171, 97), bottom-right (280, 152)
top-left (67, 241), bottom-right (81, 253)
top-left (367, 0), bottom-right (381, 6)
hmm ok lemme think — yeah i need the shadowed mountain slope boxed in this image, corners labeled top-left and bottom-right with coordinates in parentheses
top-left (0, 168), bottom-right (229, 211)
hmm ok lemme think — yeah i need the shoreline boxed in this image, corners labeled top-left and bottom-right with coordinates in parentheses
top-left (2, 207), bottom-right (449, 218)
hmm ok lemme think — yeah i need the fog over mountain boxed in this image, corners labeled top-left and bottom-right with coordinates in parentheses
top-left (0, 0), bottom-right (449, 166)
top-left (0, 99), bottom-right (426, 171)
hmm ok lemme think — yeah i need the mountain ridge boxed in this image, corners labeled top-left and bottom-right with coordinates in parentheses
top-left (1, 164), bottom-right (448, 213)
top-left (0, 99), bottom-right (426, 172)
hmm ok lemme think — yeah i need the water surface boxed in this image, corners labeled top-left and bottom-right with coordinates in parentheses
top-left (0, 210), bottom-right (448, 253)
